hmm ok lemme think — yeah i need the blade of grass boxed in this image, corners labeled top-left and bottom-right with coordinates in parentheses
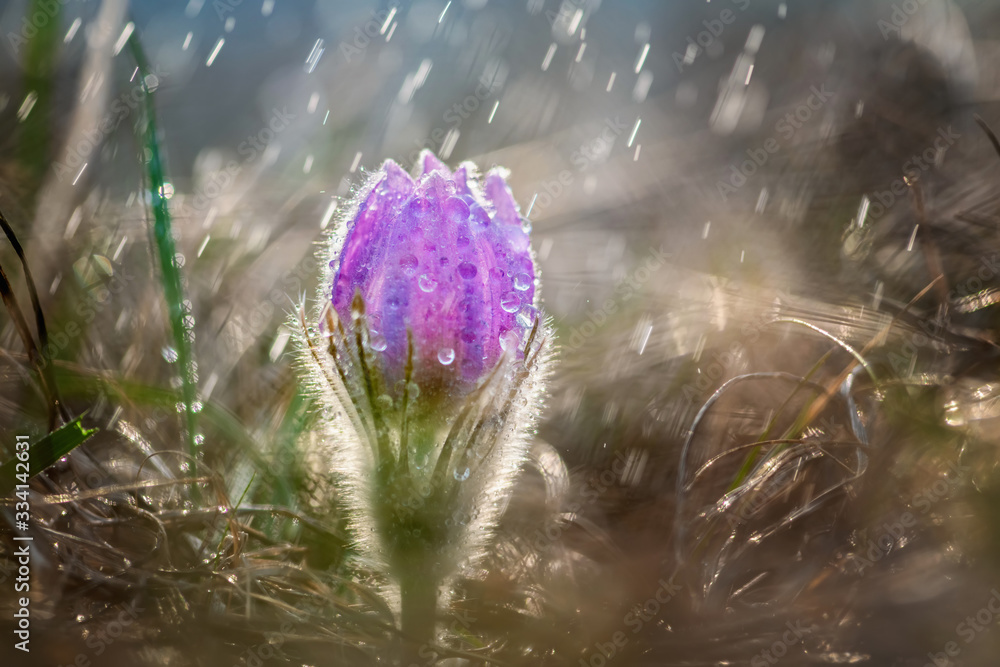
top-left (125, 33), bottom-right (200, 474)
top-left (17, 0), bottom-right (61, 191)
top-left (0, 414), bottom-right (97, 496)
top-left (0, 207), bottom-right (66, 425)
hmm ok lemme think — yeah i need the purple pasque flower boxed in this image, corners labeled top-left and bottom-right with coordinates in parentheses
top-left (300, 150), bottom-right (552, 658)
top-left (330, 150), bottom-right (537, 394)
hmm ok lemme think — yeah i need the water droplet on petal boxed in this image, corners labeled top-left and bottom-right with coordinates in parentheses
top-left (517, 306), bottom-right (537, 328)
top-left (194, 434), bottom-right (205, 445)
top-left (470, 205), bottom-right (490, 227)
top-left (501, 292), bottom-right (520, 313)
top-left (408, 197), bottom-right (433, 217)
top-left (458, 262), bottom-right (478, 279)
top-left (162, 347), bottom-right (178, 362)
top-left (514, 273), bottom-right (532, 290)
top-left (453, 467), bottom-right (470, 481)
top-left (400, 254), bottom-right (418, 276)
top-left (457, 235), bottom-right (471, 248)
top-left (444, 196), bottom-right (470, 224)
top-left (438, 347), bottom-right (456, 365)
top-left (419, 274), bottom-right (438, 292)
top-left (370, 332), bottom-right (387, 351)
top-left (376, 394), bottom-right (393, 410)
top-left (499, 330), bottom-right (520, 351)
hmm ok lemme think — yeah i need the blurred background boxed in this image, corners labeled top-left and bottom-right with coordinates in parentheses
top-left (3, 0), bottom-right (1000, 664)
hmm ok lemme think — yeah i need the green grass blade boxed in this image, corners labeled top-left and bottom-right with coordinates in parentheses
top-left (17, 0), bottom-right (61, 190)
top-left (0, 415), bottom-right (97, 496)
top-left (125, 33), bottom-right (200, 471)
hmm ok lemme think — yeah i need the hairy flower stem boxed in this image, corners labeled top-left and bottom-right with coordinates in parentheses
top-left (399, 562), bottom-right (438, 663)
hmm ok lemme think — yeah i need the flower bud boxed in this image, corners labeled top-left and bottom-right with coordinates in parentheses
top-left (298, 150), bottom-right (553, 652)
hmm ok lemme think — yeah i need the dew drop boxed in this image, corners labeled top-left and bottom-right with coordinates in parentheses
top-left (489, 267), bottom-right (506, 280)
top-left (162, 347), bottom-right (178, 363)
top-left (458, 262), bottom-right (478, 279)
top-left (514, 273), bottom-right (532, 290)
top-left (501, 292), bottom-right (520, 313)
top-left (370, 332), bottom-right (387, 351)
top-left (194, 434), bottom-right (205, 445)
top-left (376, 394), bottom-right (394, 410)
top-left (400, 254), bottom-right (418, 276)
top-left (457, 235), bottom-right (471, 248)
top-left (438, 347), bottom-right (456, 365)
top-left (453, 467), bottom-right (470, 481)
top-left (419, 274), bottom-right (438, 292)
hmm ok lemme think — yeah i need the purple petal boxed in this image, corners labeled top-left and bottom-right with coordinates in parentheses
top-left (330, 152), bottom-right (538, 392)
top-left (417, 149), bottom-right (452, 179)
top-left (484, 169), bottom-right (521, 227)
top-left (331, 161), bottom-right (414, 315)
